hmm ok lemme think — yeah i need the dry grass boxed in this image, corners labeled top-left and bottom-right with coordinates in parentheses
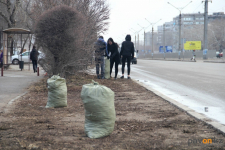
top-left (0, 74), bottom-right (225, 150)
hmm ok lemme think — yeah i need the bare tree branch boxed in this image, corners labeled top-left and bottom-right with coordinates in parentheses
top-left (0, 11), bottom-right (12, 26)
top-left (0, 0), bottom-right (7, 5)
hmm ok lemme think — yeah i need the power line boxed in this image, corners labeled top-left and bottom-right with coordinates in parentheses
top-left (192, 2), bottom-right (204, 13)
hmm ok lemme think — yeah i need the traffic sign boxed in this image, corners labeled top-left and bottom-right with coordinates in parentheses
top-left (159, 46), bottom-right (173, 53)
top-left (166, 46), bottom-right (172, 52)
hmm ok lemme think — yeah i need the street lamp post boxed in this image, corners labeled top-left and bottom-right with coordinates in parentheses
top-left (168, 1), bottom-right (192, 56)
top-left (203, 0), bottom-right (212, 59)
top-left (131, 28), bottom-right (138, 49)
top-left (145, 18), bottom-right (161, 58)
top-left (129, 28), bottom-right (137, 48)
top-left (133, 27), bottom-right (145, 52)
top-left (138, 24), bottom-right (145, 53)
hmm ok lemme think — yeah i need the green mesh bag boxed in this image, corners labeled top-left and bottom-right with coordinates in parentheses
top-left (104, 57), bottom-right (110, 79)
top-left (81, 80), bottom-right (116, 138)
top-left (46, 75), bottom-right (67, 108)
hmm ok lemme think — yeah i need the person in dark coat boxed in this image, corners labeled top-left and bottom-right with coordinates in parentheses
top-left (120, 34), bottom-right (134, 79)
top-left (107, 38), bottom-right (120, 79)
top-left (0, 50), bottom-right (3, 68)
top-left (94, 36), bottom-right (108, 79)
top-left (30, 46), bottom-right (39, 73)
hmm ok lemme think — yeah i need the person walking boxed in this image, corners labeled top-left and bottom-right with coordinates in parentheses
top-left (30, 46), bottom-right (39, 73)
top-left (0, 50), bottom-right (3, 68)
top-left (120, 34), bottom-right (134, 79)
top-left (94, 36), bottom-right (108, 79)
top-left (107, 38), bottom-right (120, 79)
top-left (190, 50), bottom-right (196, 61)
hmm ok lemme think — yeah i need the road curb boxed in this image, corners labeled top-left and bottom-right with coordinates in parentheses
top-left (8, 92), bottom-right (27, 105)
top-left (142, 59), bottom-right (196, 62)
top-left (132, 79), bottom-right (225, 135)
top-left (4, 92), bottom-right (27, 113)
top-left (141, 58), bottom-right (225, 63)
top-left (203, 61), bottom-right (225, 63)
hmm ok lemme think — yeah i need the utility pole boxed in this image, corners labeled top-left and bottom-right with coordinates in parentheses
top-left (145, 18), bottom-right (161, 59)
top-left (163, 24), bottom-right (166, 59)
top-left (203, 0), bottom-right (210, 59)
top-left (132, 24), bottom-right (147, 55)
top-left (135, 35), bottom-right (136, 48)
top-left (130, 28), bottom-right (137, 48)
top-left (138, 34), bottom-right (139, 52)
top-left (144, 31), bottom-right (145, 53)
top-left (137, 24), bottom-right (146, 56)
top-left (152, 27), bottom-right (154, 54)
top-left (179, 13), bottom-right (182, 58)
top-left (168, 1), bottom-right (192, 54)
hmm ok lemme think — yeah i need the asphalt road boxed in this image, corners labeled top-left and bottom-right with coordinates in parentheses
top-left (0, 65), bottom-right (43, 113)
top-left (118, 59), bottom-right (225, 124)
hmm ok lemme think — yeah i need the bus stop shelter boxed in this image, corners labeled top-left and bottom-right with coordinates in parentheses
top-left (1, 28), bottom-right (31, 74)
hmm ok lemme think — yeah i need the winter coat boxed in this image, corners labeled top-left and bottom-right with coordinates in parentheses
top-left (0, 52), bottom-right (3, 63)
top-left (108, 43), bottom-right (120, 64)
top-left (94, 38), bottom-right (107, 59)
top-left (120, 35), bottom-right (134, 58)
top-left (30, 48), bottom-right (38, 61)
top-left (192, 50), bottom-right (196, 56)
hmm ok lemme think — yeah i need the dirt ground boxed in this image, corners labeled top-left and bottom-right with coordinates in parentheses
top-left (0, 73), bottom-right (225, 150)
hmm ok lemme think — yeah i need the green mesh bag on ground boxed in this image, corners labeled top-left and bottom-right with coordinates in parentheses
top-left (81, 80), bottom-right (116, 138)
top-left (46, 75), bottom-right (67, 108)
top-left (104, 57), bottom-right (110, 79)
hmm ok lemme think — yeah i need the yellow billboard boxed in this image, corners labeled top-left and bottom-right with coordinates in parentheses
top-left (184, 41), bottom-right (201, 50)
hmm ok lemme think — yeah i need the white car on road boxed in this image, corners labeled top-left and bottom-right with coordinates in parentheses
top-left (11, 51), bottom-right (43, 65)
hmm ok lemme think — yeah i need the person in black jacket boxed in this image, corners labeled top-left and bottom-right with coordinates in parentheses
top-left (0, 50), bottom-right (3, 68)
top-left (107, 38), bottom-right (120, 79)
top-left (120, 35), bottom-right (134, 79)
top-left (30, 46), bottom-right (39, 73)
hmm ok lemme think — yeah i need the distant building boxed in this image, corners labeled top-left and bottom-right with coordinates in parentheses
top-left (144, 31), bottom-right (151, 46)
top-left (144, 31), bottom-right (158, 51)
top-left (157, 21), bottom-right (174, 47)
top-left (157, 12), bottom-right (225, 51)
top-left (173, 12), bottom-right (225, 26)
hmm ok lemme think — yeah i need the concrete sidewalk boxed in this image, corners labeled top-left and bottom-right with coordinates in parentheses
top-left (0, 64), bottom-right (44, 113)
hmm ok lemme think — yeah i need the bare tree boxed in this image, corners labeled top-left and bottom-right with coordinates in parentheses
top-left (20, 0), bottom-right (110, 76)
top-left (208, 19), bottom-right (225, 51)
top-left (0, 0), bottom-right (21, 28)
top-left (22, 0), bottom-right (109, 39)
top-left (0, 0), bottom-right (23, 55)
top-left (35, 5), bottom-right (87, 76)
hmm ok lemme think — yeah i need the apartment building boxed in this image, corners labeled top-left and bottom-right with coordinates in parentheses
top-left (157, 12), bottom-right (225, 52)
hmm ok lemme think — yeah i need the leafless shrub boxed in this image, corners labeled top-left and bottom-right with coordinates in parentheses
top-left (22, 0), bottom-right (109, 51)
top-left (35, 5), bottom-right (88, 76)
top-left (20, 0), bottom-right (109, 77)
top-left (27, 0), bottom-right (109, 34)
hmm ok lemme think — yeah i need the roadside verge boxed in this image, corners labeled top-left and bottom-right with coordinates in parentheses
top-left (133, 79), bottom-right (225, 135)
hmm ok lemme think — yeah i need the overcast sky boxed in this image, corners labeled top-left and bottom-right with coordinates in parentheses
top-left (104, 0), bottom-right (225, 44)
